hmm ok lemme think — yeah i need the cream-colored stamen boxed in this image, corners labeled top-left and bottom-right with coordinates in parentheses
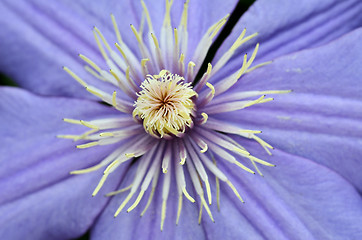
top-left (133, 70), bottom-right (197, 138)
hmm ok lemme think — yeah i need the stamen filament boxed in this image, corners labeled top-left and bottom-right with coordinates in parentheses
top-left (93, 28), bottom-right (109, 61)
top-left (141, 0), bottom-right (154, 33)
top-left (187, 61), bottom-right (195, 82)
top-left (176, 194), bottom-right (183, 225)
top-left (79, 54), bottom-right (102, 73)
top-left (182, 187), bottom-right (195, 202)
top-left (127, 190), bottom-right (145, 212)
top-left (94, 26), bottom-right (113, 53)
top-left (111, 14), bottom-right (123, 44)
top-left (106, 184), bottom-right (133, 197)
top-left (76, 141), bottom-right (99, 149)
top-left (84, 65), bottom-right (105, 80)
top-left (213, 158), bottom-right (221, 211)
top-left (198, 201), bottom-right (203, 224)
top-left (200, 195), bottom-right (215, 222)
top-left (63, 67), bottom-right (87, 87)
top-left (178, 54), bottom-right (185, 76)
top-left (140, 167), bottom-right (160, 216)
top-left (151, 33), bottom-right (165, 70)
top-left (226, 180), bottom-right (244, 203)
top-left (114, 192), bottom-right (134, 217)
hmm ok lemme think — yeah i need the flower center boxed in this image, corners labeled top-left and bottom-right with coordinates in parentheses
top-left (133, 70), bottom-right (197, 138)
top-left (60, 0), bottom-right (291, 231)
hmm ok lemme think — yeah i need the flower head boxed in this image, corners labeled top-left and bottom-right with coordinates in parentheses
top-left (1, 0), bottom-right (362, 239)
top-left (60, 0), bottom-right (289, 230)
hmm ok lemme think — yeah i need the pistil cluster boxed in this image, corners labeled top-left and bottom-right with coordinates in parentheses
top-left (133, 70), bottom-right (197, 139)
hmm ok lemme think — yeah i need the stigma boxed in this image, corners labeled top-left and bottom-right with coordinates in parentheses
top-left (133, 70), bottom-right (197, 138)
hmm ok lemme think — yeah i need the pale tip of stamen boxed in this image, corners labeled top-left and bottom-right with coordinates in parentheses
top-left (176, 194), bottom-right (183, 225)
top-left (200, 144), bottom-right (208, 153)
top-left (92, 179), bottom-right (106, 196)
top-left (127, 191), bottom-right (145, 213)
top-left (76, 141), bottom-right (99, 149)
top-left (182, 187), bottom-right (195, 203)
top-left (160, 200), bottom-right (167, 231)
top-left (206, 82), bottom-right (215, 95)
top-left (226, 180), bottom-right (245, 203)
top-left (99, 132), bottom-right (114, 137)
top-left (125, 153), bottom-right (135, 158)
top-left (200, 196), bottom-right (215, 222)
top-left (234, 161), bottom-right (255, 174)
top-left (200, 112), bottom-right (208, 124)
top-left (92, 187), bottom-right (101, 197)
top-left (80, 120), bottom-right (99, 129)
top-left (63, 118), bottom-right (80, 124)
top-left (233, 147), bottom-right (250, 156)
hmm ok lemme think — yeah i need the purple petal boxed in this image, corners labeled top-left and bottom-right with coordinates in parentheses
top-left (0, 171), bottom-right (120, 240)
top-left (214, 0), bottom-right (362, 80)
top-left (91, 142), bottom-right (362, 239)
top-left (0, 0), bottom-right (143, 99)
top-left (186, 0), bottom-right (238, 58)
top-left (0, 87), bottom-right (122, 239)
top-left (0, 0), bottom-right (237, 98)
top-left (231, 28), bottom-right (362, 99)
top-left (91, 160), bottom-right (205, 240)
top-left (212, 28), bottom-right (362, 191)
top-left (208, 143), bottom-right (362, 239)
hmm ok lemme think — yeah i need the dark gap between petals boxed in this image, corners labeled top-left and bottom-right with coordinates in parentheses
top-left (0, 72), bottom-right (19, 87)
top-left (74, 230), bottom-right (90, 240)
top-left (192, 0), bottom-right (256, 86)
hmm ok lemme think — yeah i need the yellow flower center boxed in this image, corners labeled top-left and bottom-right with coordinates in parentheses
top-left (133, 70), bottom-right (197, 138)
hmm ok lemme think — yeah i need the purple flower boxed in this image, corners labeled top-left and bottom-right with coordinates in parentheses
top-left (1, 0), bottom-right (362, 240)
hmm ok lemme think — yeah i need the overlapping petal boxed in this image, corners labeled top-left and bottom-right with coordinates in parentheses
top-left (0, 170), bottom-right (117, 240)
top-left (213, 28), bottom-right (362, 191)
top-left (209, 143), bottom-right (362, 240)
top-left (0, 88), bottom-right (123, 239)
top-left (0, 0), bottom-right (361, 239)
top-left (0, 0), bottom-right (236, 98)
top-left (214, 0), bottom-right (362, 81)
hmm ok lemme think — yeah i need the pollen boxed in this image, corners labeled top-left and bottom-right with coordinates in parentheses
top-left (133, 70), bottom-right (197, 138)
